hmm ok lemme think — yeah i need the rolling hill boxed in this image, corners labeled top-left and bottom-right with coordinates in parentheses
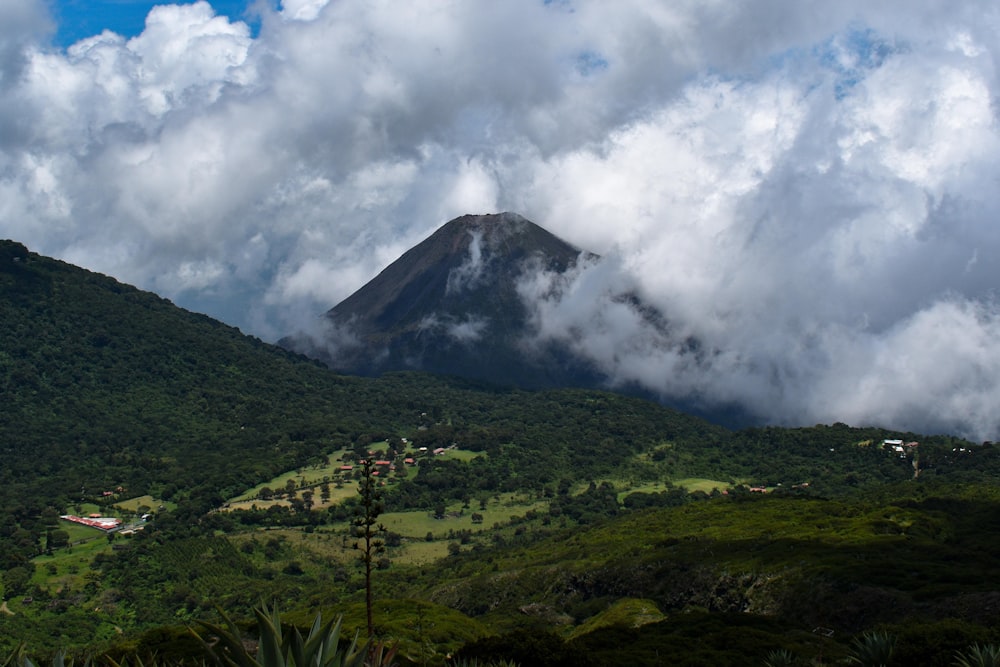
top-left (4, 237), bottom-right (1000, 666)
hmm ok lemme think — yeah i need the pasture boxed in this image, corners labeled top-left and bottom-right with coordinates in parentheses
top-left (113, 495), bottom-right (173, 513)
top-left (672, 477), bottom-right (731, 493)
top-left (31, 529), bottom-right (113, 594)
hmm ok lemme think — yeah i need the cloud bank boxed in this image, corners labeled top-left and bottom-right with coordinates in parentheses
top-left (3, 0), bottom-right (1000, 438)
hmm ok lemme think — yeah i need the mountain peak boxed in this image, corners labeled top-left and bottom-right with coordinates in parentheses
top-left (437, 211), bottom-right (534, 240)
top-left (321, 212), bottom-right (586, 331)
top-left (446, 211), bottom-right (531, 228)
top-left (281, 213), bottom-right (602, 388)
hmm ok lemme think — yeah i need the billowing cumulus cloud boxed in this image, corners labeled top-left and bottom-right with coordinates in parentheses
top-left (3, 0), bottom-right (1000, 438)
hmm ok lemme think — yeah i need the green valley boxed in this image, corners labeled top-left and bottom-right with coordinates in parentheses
top-left (3, 239), bottom-right (1000, 666)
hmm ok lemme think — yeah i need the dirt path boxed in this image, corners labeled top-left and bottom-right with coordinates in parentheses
top-left (0, 600), bottom-right (13, 616)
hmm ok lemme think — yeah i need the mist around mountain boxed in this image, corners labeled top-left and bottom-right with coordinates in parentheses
top-left (282, 213), bottom-right (594, 386)
top-left (280, 212), bottom-right (747, 423)
top-left (5, 238), bottom-right (1000, 666)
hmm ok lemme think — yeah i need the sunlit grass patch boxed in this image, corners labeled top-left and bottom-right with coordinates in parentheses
top-left (391, 539), bottom-right (452, 565)
top-left (113, 494), bottom-right (174, 513)
top-left (568, 598), bottom-right (665, 639)
top-left (672, 477), bottom-right (730, 493)
top-left (32, 534), bottom-right (113, 592)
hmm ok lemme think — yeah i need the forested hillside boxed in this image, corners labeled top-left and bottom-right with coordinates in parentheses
top-left (2, 240), bottom-right (390, 565)
top-left (0, 238), bottom-right (728, 577)
top-left (4, 239), bottom-right (999, 666)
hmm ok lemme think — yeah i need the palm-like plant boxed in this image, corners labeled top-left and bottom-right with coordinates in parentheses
top-left (1, 644), bottom-right (27, 667)
top-left (193, 603), bottom-right (380, 667)
top-left (2, 645), bottom-right (93, 667)
top-left (763, 648), bottom-right (797, 666)
top-left (846, 630), bottom-right (896, 667)
top-left (954, 644), bottom-right (1000, 667)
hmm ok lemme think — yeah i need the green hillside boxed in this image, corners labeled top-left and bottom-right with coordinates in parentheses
top-left (3, 239), bottom-right (999, 666)
top-left (434, 481), bottom-right (1000, 665)
top-left (2, 240), bottom-right (398, 559)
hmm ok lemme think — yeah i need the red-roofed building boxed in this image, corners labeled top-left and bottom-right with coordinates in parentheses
top-left (61, 515), bottom-right (122, 531)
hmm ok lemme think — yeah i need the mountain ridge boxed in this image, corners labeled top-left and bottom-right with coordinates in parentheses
top-left (5, 237), bottom-right (998, 666)
top-left (281, 212), bottom-right (613, 389)
top-left (332, 212), bottom-right (589, 327)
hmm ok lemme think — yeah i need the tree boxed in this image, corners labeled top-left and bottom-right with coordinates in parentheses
top-left (2, 566), bottom-right (32, 597)
top-left (352, 458), bottom-right (386, 641)
top-left (47, 529), bottom-right (70, 551)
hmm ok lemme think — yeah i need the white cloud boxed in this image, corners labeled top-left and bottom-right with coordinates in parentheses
top-left (279, 0), bottom-right (330, 23)
top-left (3, 0), bottom-right (1000, 437)
top-left (446, 230), bottom-right (486, 295)
top-left (418, 314), bottom-right (489, 345)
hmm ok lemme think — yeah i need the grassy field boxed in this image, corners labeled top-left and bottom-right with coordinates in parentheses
top-left (113, 495), bottom-right (174, 513)
top-left (31, 529), bottom-right (114, 596)
top-left (389, 491), bottom-right (544, 529)
top-left (223, 443), bottom-right (490, 513)
top-left (226, 442), bottom-right (491, 503)
top-left (224, 490), bottom-right (552, 569)
top-left (672, 477), bottom-right (731, 493)
top-left (227, 450), bottom-right (354, 502)
top-left (225, 443), bottom-right (435, 504)
top-left (392, 538), bottom-right (452, 565)
top-left (576, 477), bottom-right (721, 501)
top-left (612, 481), bottom-right (672, 500)
top-left (437, 448), bottom-right (484, 462)
top-left (63, 502), bottom-right (102, 515)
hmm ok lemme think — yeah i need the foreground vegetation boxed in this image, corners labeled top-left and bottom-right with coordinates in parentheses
top-left (6, 472), bottom-right (1000, 665)
top-left (4, 239), bottom-right (1000, 665)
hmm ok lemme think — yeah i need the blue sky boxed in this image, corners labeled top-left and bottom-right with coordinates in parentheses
top-left (50, 0), bottom-right (258, 46)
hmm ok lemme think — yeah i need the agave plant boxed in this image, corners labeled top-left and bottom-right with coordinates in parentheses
top-left (363, 644), bottom-right (398, 667)
top-left (1, 645), bottom-right (26, 667)
top-left (762, 648), bottom-right (797, 666)
top-left (846, 630), bottom-right (896, 667)
top-left (192, 603), bottom-right (378, 667)
top-left (954, 644), bottom-right (1000, 667)
top-left (2, 645), bottom-right (93, 667)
